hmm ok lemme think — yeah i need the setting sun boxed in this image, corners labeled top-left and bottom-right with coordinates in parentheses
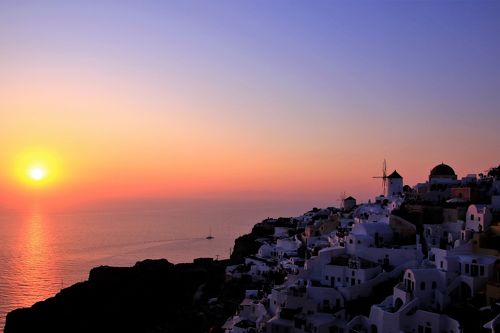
top-left (11, 147), bottom-right (63, 188)
top-left (28, 167), bottom-right (46, 181)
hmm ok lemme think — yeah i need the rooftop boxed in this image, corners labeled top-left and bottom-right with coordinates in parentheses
top-left (430, 163), bottom-right (456, 177)
top-left (388, 170), bottom-right (402, 179)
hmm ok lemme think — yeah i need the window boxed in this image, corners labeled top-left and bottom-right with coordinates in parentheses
top-left (349, 239), bottom-right (353, 244)
top-left (480, 266), bottom-right (485, 276)
top-left (358, 279), bottom-right (361, 284)
top-left (420, 282), bottom-right (425, 290)
top-left (465, 264), bottom-right (470, 274)
top-left (440, 261), bottom-right (443, 268)
top-left (325, 276), bottom-right (329, 280)
top-left (478, 217), bottom-right (481, 222)
top-left (471, 263), bottom-right (478, 277)
top-left (470, 214), bottom-right (474, 220)
top-left (337, 277), bottom-right (341, 282)
top-left (352, 271), bottom-right (355, 276)
top-left (432, 281), bottom-right (436, 289)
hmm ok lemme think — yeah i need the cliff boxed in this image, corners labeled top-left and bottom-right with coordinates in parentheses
top-left (5, 258), bottom-right (231, 333)
top-left (5, 226), bottom-right (265, 333)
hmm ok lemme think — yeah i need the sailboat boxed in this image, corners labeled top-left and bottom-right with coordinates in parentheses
top-left (206, 227), bottom-right (214, 239)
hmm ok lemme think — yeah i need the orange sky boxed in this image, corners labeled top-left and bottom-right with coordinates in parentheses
top-left (1, 1), bottom-right (499, 211)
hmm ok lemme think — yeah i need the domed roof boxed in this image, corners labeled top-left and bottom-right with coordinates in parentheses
top-left (430, 163), bottom-right (456, 177)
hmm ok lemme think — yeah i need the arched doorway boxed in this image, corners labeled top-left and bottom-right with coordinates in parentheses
top-left (394, 297), bottom-right (404, 311)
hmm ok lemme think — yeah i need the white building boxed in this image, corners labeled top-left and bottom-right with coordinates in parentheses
top-left (342, 196), bottom-right (357, 211)
top-left (387, 170), bottom-right (403, 198)
top-left (465, 204), bottom-right (492, 232)
top-left (321, 255), bottom-right (381, 288)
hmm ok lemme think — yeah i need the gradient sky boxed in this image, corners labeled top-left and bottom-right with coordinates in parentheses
top-left (0, 0), bottom-right (499, 210)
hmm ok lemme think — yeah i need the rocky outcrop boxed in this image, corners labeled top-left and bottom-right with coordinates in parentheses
top-left (229, 219), bottom-right (279, 264)
top-left (230, 233), bottom-right (262, 264)
top-left (5, 218), bottom-right (276, 333)
top-left (5, 258), bottom-right (229, 333)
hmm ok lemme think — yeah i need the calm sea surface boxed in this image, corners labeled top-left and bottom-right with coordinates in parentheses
top-left (0, 199), bottom-right (316, 330)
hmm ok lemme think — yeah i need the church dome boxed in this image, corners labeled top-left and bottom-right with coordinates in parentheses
top-left (430, 163), bottom-right (456, 177)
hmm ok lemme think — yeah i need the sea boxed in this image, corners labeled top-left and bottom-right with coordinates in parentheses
top-left (0, 198), bottom-right (319, 330)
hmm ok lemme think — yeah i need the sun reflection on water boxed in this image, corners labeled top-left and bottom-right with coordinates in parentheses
top-left (10, 209), bottom-right (59, 311)
top-left (0, 200), bottom-right (292, 329)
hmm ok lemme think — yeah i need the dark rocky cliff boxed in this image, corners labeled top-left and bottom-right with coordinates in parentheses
top-left (5, 216), bottom-right (273, 333)
top-left (5, 226), bottom-right (266, 333)
top-left (5, 258), bottom-right (231, 333)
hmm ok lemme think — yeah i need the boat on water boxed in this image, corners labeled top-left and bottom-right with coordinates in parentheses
top-left (206, 227), bottom-right (214, 239)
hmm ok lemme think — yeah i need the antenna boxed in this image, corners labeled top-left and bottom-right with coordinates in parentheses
top-left (337, 191), bottom-right (346, 208)
top-left (372, 159), bottom-right (388, 196)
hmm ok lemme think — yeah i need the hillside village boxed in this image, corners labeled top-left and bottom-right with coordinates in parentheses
top-left (222, 163), bottom-right (500, 333)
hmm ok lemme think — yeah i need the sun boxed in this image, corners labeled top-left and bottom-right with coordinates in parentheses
top-left (29, 167), bottom-right (47, 181)
top-left (13, 147), bottom-right (63, 188)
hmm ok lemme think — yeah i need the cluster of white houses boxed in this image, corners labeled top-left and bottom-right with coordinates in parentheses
top-left (223, 164), bottom-right (500, 333)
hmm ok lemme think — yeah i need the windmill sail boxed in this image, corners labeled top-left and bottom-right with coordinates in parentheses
top-left (372, 159), bottom-right (388, 196)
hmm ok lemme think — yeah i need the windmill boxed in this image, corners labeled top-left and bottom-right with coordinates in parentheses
top-left (373, 159), bottom-right (388, 196)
